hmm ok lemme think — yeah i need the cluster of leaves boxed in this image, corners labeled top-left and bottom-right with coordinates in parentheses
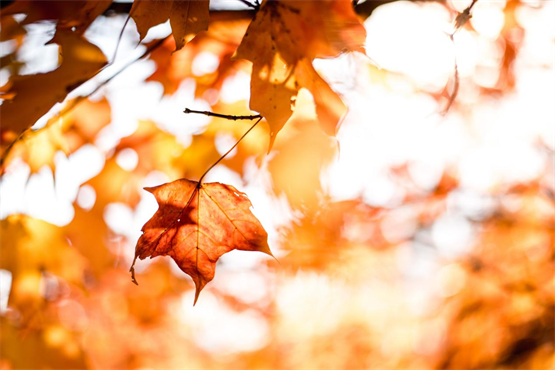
top-left (0, 0), bottom-right (366, 301)
top-left (1, 0), bottom-right (554, 369)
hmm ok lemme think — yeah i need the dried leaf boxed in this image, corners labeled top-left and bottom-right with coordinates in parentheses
top-left (235, 0), bottom-right (364, 149)
top-left (0, 0), bottom-right (112, 33)
top-left (131, 0), bottom-right (209, 52)
top-left (295, 59), bottom-right (347, 136)
top-left (132, 178), bottom-right (272, 304)
top-left (0, 30), bottom-right (107, 144)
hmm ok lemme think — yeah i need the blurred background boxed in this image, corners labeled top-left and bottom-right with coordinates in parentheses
top-left (1, 0), bottom-right (554, 369)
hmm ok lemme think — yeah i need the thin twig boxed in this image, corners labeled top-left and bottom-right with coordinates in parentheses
top-left (0, 36), bottom-right (169, 170)
top-left (184, 108), bottom-right (261, 121)
top-left (112, 12), bottom-right (133, 63)
top-left (61, 36), bottom-right (169, 117)
top-left (237, 0), bottom-right (258, 10)
top-left (197, 116), bottom-right (263, 184)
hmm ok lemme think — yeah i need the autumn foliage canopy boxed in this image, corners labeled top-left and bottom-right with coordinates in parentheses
top-left (0, 0), bottom-right (554, 369)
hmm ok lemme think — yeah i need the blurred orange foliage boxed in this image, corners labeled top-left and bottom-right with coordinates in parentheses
top-left (0, 0), bottom-right (553, 369)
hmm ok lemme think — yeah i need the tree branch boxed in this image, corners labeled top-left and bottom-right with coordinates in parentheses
top-left (0, 36), bottom-right (169, 171)
top-left (104, 0), bottom-right (439, 20)
top-left (237, 0), bottom-right (259, 10)
top-left (184, 108), bottom-right (261, 121)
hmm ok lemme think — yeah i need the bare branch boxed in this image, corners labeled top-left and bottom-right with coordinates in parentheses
top-left (237, 0), bottom-right (258, 10)
top-left (184, 108), bottom-right (261, 121)
top-left (103, 0), bottom-right (440, 20)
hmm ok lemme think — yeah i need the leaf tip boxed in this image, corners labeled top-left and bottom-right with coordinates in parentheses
top-left (130, 266), bottom-right (139, 285)
top-left (193, 287), bottom-right (201, 306)
top-left (192, 277), bottom-right (208, 306)
top-left (130, 256), bottom-right (139, 285)
top-left (143, 186), bottom-right (156, 193)
top-left (267, 132), bottom-right (276, 154)
top-left (262, 245), bottom-right (281, 266)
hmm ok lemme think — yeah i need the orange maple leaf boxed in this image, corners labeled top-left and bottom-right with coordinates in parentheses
top-left (131, 178), bottom-right (273, 304)
top-left (235, 0), bottom-right (366, 150)
top-left (1, 0), bottom-right (112, 33)
top-left (130, 0), bottom-right (209, 52)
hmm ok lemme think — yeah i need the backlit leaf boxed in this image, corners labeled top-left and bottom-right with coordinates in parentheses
top-left (235, 0), bottom-right (365, 149)
top-left (0, 0), bottom-right (112, 33)
top-left (132, 178), bottom-right (273, 304)
top-left (131, 0), bottom-right (209, 52)
top-left (0, 30), bottom-right (107, 146)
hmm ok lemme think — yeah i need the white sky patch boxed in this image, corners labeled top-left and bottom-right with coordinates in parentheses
top-left (201, 164), bottom-right (244, 188)
top-left (0, 269), bottom-right (13, 314)
top-left (431, 214), bottom-right (475, 259)
top-left (180, 292), bottom-right (270, 355)
top-left (1, 145), bottom-right (103, 225)
top-left (212, 270), bottom-right (271, 306)
top-left (0, 40), bottom-right (17, 57)
top-left (0, 159), bottom-right (30, 218)
top-left (104, 202), bottom-right (134, 235)
top-left (76, 184), bottom-right (96, 211)
top-left (25, 166), bottom-right (74, 226)
top-left (220, 71), bottom-right (251, 104)
top-left (152, 79), bottom-right (212, 142)
top-left (115, 148), bottom-right (139, 172)
top-left (18, 23), bottom-right (59, 75)
top-left (365, 2), bottom-right (453, 90)
top-left (214, 132), bottom-right (238, 158)
top-left (192, 51), bottom-right (220, 76)
top-left (470, 1), bottom-right (506, 39)
top-left (55, 145), bottom-right (105, 200)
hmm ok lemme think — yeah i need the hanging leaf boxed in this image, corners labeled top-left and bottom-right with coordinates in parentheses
top-left (131, 178), bottom-right (273, 304)
top-left (130, 0), bottom-right (210, 52)
top-left (235, 0), bottom-right (365, 150)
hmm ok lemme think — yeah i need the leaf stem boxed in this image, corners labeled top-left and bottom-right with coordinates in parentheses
top-left (197, 116), bottom-right (263, 184)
